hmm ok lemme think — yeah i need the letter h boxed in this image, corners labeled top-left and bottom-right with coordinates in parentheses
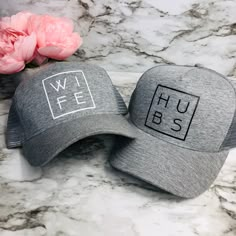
top-left (157, 93), bottom-right (170, 108)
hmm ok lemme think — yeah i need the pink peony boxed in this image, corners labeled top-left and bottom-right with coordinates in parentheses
top-left (0, 28), bottom-right (37, 74)
top-left (0, 11), bottom-right (33, 33)
top-left (0, 11), bottom-right (82, 74)
top-left (27, 15), bottom-right (82, 60)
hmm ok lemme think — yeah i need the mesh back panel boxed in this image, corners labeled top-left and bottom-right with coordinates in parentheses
top-left (6, 101), bottom-right (23, 148)
top-left (113, 86), bottom-right (128, 115)
top-left (221, 79), bottom-right (236, 149)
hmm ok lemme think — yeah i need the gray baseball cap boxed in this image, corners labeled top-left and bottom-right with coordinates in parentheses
top-left (6, 62), bottom-right (136, 166)
top-left (110, 65), bottom-right (236, 198)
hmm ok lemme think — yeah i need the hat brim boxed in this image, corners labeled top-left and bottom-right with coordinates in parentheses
top-left (110, 127), bottom-right (228, 198)
top-left (23, 114), bottom-right (137, 166)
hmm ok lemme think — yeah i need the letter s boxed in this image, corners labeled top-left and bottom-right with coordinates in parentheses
top-left (171, 119), bottom-right (182, 132)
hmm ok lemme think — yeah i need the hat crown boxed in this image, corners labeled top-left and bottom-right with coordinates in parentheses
top-left (12, 62), bottom-right (127, 141)
top-left (129, 65), bottom-right (236, 152)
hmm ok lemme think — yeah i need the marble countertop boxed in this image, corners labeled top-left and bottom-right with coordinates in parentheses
top-left (1, 0), bottom-right (236, 75)
top-left (0, 0), bottom-right (236, 235)
top-left (0, 72), bottom-right (236, 236)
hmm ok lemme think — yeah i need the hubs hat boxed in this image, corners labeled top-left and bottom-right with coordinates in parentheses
top-left (110, 65), bottom-right (236, 198)
top-left (6, 62), bottom-right (136, 166)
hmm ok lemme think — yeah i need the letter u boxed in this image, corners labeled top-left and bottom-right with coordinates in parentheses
top-left (177, 99), bottom-right (190, 113)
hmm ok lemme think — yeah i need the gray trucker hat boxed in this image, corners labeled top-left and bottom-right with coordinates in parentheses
top-left (110, 65), bottom-right (236, 198)
top-left (6, 62), bottom-right (136, 166)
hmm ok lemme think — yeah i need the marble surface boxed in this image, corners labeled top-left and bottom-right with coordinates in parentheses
top-left (0, 72), bottom-right (236, 236)
top-left (0, 0), bottom-right (235, 75)
top-left (0, 0), bottom-right (236, 235)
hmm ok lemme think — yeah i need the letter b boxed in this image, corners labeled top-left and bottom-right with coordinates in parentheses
top-left (152, 111), bottom-right (162, 125)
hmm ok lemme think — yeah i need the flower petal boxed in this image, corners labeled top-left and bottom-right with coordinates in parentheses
top-left (14, 33), bottom-right (37, 62)
top-left (33, 51), bottom-right (48, 65)
top-left (38, 46), bottom-right (63, 59)
top-left (0, 11), bottom-right (33, 33)
top-left (0, 56), bottom-right (25, 74)
top-left (53, 33), bottom-right (82, 59)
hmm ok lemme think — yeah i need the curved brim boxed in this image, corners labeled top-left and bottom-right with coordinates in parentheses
top-left (110, 127), bottom-right (228, 198)
top-left (23, 114), bottom-right (137, 167)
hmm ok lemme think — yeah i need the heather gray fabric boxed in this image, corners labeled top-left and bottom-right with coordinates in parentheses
top-left (110, 65), bottom-right (234, 198)
top-left (24, 114), bottom-right (136, 166)
top-left (130, 66), bottom-right (235, 151)
top-left (221, 79), bottom-right (236, 148)
top-left (6, 62), bottom-right (136, 166)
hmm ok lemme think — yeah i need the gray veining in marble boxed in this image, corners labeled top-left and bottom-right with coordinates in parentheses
top-left (0, 0), bottom-right (235, 75)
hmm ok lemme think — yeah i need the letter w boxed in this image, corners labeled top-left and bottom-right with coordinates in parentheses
top-left (50, 78), bottom-right (67, 92)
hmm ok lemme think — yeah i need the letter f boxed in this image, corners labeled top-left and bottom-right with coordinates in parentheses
top-left (57, 96), bottom-right (67, 110)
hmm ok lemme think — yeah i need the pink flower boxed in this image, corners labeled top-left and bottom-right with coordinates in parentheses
top-left (0, 28), bottom-right (37, 74)
top-left (0, 11), bottom-right (82, 74)
top-left (0, 11), bottom-right (33, 33)
top-left (27, 15), bottom-right (82, 60)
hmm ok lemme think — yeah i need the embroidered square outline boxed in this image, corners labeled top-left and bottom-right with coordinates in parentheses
top-left (145, 84), bottom-right (200, 141)
top-left (42, 70), bottom-right (96, 119)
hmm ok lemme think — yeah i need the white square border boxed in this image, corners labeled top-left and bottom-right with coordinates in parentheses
top-left (42, 70), bottom-right (96, 120)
